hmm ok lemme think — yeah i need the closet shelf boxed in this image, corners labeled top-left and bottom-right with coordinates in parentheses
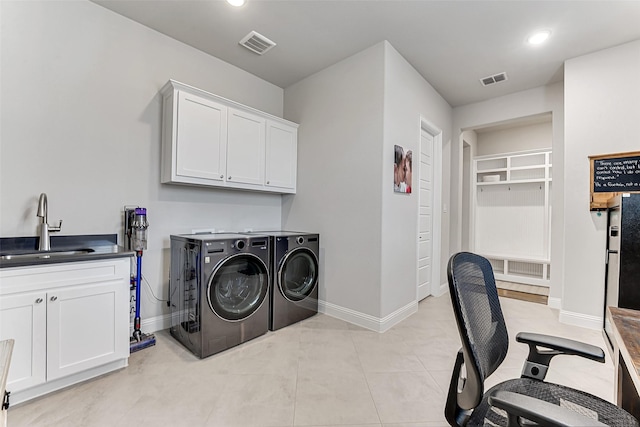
top-left (476, 178), bottom-right (551, 186)
top-left (510, 165), bottom-right (546, 171)
top-left (473, 149), bottom-right (552, 287)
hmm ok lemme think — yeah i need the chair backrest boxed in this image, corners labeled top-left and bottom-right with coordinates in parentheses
top-left (447, 252), bottom-right (509, 412)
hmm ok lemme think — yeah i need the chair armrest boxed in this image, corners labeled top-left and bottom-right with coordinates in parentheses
top-left (516, 332), bottom-right (605, 380)
top-left (488, 390), bottom-right (608, 427)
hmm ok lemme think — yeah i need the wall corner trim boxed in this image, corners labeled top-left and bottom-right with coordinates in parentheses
top-left (547, 297), bottom-right (562, 310)
top-left (319, 300), bottom-right (418, 332)
top-left (558, 309), bottom-right (602, 331)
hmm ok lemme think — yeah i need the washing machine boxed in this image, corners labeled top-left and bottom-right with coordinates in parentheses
top-left (256, 231), bottom-right (319, 331)
top-left (169, 233), bottom-right (270, 358)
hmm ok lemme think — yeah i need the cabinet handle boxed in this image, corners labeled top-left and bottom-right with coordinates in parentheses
top-left (35, 298), bottom-right (43, 304)
top-left (228, 176), bottom-right (232, 180)
top-left (266, 181), bottom-right (270, 185)
top-left (50, 296), bottom-right (58, 302)
top-left (220, 175), bottom-right (224, 179)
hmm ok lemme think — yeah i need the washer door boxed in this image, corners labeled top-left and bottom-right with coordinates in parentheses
top-left (207, 253), bottom-right (269, 321)
top-left (278, 248), bottom-right (319, 302)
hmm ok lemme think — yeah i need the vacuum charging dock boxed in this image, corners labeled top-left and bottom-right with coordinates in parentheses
top-left (125, 206), bottom-right (156, 353)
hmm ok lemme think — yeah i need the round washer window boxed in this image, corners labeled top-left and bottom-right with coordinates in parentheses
top-left (208, 254), bottom-right (268, 321)
top-left (278, 248), bottom-right (318, 302)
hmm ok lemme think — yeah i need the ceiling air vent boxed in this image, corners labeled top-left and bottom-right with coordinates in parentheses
top-left (239, 31), bottom-right (276, 55)
top-left (480, 72), bottom-right (508, 86)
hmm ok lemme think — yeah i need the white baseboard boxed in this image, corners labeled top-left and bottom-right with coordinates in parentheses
top-left (435, 281), bottom-right (448, 297)
top-left (319, 300), bottom-right (418, 332)
top-left (547, 297), bottom-right (561, 310)
top-left (559, 309), bottom-right (603, 331)
top-left (136, 299), bottom-right (421, 335)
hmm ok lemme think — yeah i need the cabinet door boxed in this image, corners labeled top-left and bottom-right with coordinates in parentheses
top-left (175, 90), bottom-right (227, 182)
top-left (46, 281), bottom-right (128, 381)
top-left (265, 120), bottom-right (297, 192)
top-left (226, 108), bottom-right (265, 186)
top-left (0, 292), bottom-right (46, 392)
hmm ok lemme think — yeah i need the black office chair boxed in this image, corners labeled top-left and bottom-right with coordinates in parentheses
top-left (446, 252), bottom-right (639, 427)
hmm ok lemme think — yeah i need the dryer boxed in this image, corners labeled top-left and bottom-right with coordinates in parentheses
top-left (265, 231), bottom-right (319, 331)
top-left (169, 233), bottom-right (270, 358)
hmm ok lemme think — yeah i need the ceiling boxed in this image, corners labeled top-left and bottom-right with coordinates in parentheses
top-left (91, 0), bottom-right (640, 107)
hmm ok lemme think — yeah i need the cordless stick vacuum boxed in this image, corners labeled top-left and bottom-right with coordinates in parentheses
top-left (125, 207), bottom-right (156, 352)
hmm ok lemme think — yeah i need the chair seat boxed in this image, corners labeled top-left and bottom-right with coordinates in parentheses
top-left (466, 377), bottom-right (639, 426)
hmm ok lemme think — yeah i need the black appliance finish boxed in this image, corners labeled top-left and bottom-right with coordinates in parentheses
top-left (169, 233), bottom-right (270, 358)
top-left (272, 232), bottom-right (319, 330)
top-left (247, 231), bottom-right (319, 330)
top-left (604, 194), bottom-right (640, 349)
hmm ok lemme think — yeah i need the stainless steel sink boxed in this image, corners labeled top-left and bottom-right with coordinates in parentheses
top-left (0, 249), bottom-right (95, 261)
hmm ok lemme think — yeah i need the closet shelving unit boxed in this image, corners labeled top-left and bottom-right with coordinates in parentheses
top-left (473, 150), bottom-right (552, 286)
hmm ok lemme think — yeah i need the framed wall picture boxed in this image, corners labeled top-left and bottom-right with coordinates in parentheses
top-left (394, 144), bottom-right (412, 194)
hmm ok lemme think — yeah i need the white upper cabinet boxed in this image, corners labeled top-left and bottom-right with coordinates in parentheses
top-left (175, 91), bottom-right (227, 183)
top-left (266, 120), bottom-right (297, 191)
top-left (161, 80), bottom-right (298, 194)
top-left (226, 108), bottom-right (265, 187)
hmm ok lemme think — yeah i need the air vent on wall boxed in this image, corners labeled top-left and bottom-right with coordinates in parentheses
top-left (480, 72), bottom-right (508, 86)
top-left (239, 31), bottom-right (276, 55)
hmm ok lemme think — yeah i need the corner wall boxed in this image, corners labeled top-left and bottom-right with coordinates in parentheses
top-left (562, 40), bottom-right (640, 328)
top-left (381, 43), bottom-right (452, 317)
top-left (283, 41), bottom-right (452, 330)
top-left (282, 43), bottom-right (386, 324)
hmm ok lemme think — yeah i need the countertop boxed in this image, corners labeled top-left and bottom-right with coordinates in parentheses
top-left (609, 307), bottom-right (640, 393)
top-left (0, 234), bottom-right (133, 268)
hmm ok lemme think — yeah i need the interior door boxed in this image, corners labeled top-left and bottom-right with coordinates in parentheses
top-left (418, 130), bottom-right (434, 300)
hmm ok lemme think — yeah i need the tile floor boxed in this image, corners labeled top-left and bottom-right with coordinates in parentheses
top-left (7, 294), bottom-right (615, 427)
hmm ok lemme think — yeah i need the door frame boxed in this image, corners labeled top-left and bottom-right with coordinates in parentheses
top-left (418, 117), bottom-right (443, 298)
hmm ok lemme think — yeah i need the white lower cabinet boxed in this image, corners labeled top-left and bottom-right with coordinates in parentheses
top-left (0, 291), bottom-right (47, 392)
top-left (0, 258), bottom-right (130, 404)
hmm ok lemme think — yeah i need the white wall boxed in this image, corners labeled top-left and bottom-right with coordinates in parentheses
top-left (1, 1), bottom-right (286, 327)
top-left (476, 121), bottom-right (552, 157)
top-left (563, 40), bottom-right (640, 327)
top-left (452, 83), bottom-right (564, 303)
top-left (282, 43), bottom-right (386, 321)
top-left (381, 43), bottom-right (452, 316)
top-left (283, 41), bottom-right (452, 329)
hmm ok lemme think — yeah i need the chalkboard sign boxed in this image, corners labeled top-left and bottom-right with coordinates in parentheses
top-left (594, 155), bottom-right (640, 192)
top-left (590, 151), bottom-right (640, 210)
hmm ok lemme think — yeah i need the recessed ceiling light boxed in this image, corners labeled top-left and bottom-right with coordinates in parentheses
top-left (527, 30), bottom-right (551, 45)
top-left (227, 0), bottom-right (245, 7)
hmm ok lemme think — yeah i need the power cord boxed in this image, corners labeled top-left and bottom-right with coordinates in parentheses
top-left (142, 273), bottom-right (168, 303)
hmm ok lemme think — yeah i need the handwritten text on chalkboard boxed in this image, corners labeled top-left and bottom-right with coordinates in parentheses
top-left (594, 156), bottom-right (640, 192)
